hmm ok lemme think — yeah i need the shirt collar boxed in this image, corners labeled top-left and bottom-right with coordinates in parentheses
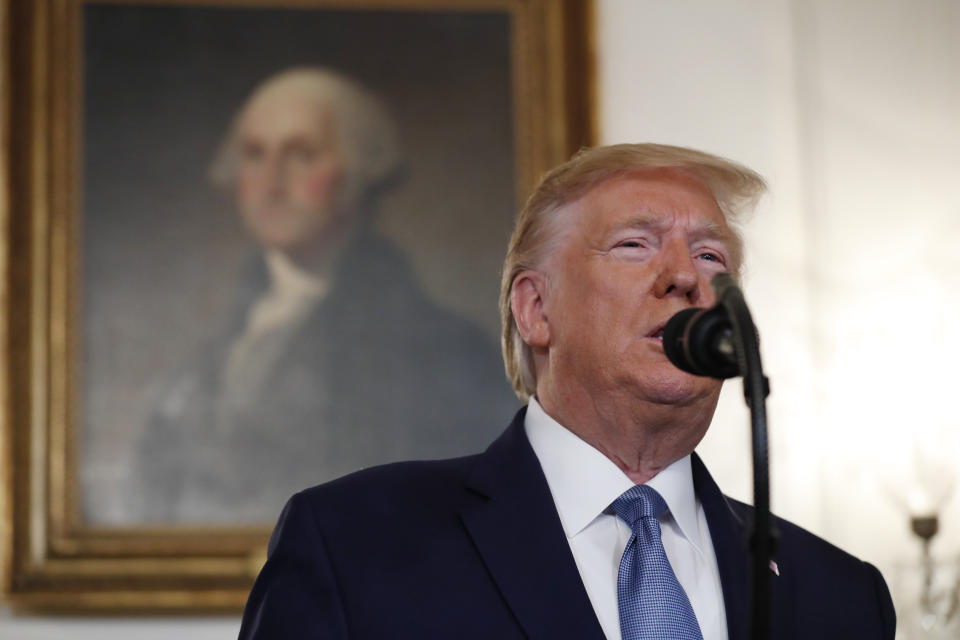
top-left (265, 250), bottom-right (329, 301)
top-left (524, 397), bottom-right (704, 553)
top-left (645, 451), bottom-right (704, 555)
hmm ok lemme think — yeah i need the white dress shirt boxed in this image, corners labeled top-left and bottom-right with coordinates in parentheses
top-left (524, 397), bottom-right (728, 640)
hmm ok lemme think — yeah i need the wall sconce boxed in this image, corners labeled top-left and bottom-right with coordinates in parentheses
top-left (890, 434), bottom-right (960, 639)
top-left (907, 514), bottom-right (959, 636)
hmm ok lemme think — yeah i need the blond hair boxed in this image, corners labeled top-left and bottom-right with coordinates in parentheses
top-left (500, 143), bottom-right (767, 400)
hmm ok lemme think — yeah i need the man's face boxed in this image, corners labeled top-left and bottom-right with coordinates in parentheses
top-left (544, 168), bottom-right (736, 409)
top-left (234, 88), bottom-right (345, 252)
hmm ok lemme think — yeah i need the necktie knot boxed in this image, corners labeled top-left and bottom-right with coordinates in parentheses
top-left (611, 484), bottom-right (668, 530)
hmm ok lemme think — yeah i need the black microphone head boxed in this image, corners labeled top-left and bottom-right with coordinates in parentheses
top-left (663, 308), bottom-right (703, 376)
top-left (663, 306), bottom-right (740, 379)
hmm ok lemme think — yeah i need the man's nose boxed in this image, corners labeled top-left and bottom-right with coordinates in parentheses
top-left (259, 155), bottom-right (287, 195)
top-left (652, 240), bottom-right (702, 303)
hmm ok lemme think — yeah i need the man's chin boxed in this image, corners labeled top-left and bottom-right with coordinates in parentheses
top-left (640, 369), bottom-right (722, 408)
top-left (245, 213), bottom-right (343, 257)
top-left (249, 226), bottom-right (315, 252)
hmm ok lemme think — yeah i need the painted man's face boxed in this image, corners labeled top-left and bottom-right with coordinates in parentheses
top-left (234, 87), bottom-right (345, 253)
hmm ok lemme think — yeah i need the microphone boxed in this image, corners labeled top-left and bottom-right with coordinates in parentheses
top-left (665, 274), bottom-right (775, 640)
top-left (662, 304), bottom-right (739, 379)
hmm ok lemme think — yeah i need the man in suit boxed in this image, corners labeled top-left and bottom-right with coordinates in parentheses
top-left (239, 143), bottom-right (896, 638)
top-left (133, 68), bottom-right (514, 523)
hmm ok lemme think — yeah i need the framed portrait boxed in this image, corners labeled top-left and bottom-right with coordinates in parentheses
top-left (1, 0), bottom-right (594, 611)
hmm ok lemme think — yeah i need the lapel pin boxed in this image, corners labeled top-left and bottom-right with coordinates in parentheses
top-left (769, 559), bottom-right (780, 577)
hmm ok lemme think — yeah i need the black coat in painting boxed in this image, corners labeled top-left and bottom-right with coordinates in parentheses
top-left (133, 231), bottom-right (518, 523)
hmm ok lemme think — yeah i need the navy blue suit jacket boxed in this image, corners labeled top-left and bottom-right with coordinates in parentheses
top-left (239, 409), bottom-right (895, 639)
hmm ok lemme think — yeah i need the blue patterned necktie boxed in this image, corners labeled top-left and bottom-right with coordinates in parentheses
top-left (611, 484), bottom-right (704, 640)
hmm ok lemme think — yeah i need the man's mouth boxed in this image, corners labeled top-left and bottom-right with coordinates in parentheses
top-left (646, 324), bottom-right (666, 342)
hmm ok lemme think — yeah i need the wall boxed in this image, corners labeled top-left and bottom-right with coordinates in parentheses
top-left (3, 0), bottom-right (958, 636)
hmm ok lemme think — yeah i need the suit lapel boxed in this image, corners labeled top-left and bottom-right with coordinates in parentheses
top-left (459, 410), bottom-right (606, 640)
top-left (458, 417), bottom-right (763, 640)
top-left (692, 453), bottom-right (751, 640)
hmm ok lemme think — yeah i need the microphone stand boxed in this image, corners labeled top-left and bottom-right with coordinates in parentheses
top-left (711, 273), bottom-right (774, 640)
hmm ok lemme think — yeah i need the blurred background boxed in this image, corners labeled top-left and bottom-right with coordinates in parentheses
top-left (2, 0), bottom-right (959, 637)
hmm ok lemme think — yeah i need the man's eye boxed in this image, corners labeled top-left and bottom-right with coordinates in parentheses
top-left (290, 146), bottom-right (318, 163)
top-left (240, 144), bottom-right (265, 162)
top-left (697, 252), bottom-right (721, 262)
top-left (618, 241), bottom-right (644, 248)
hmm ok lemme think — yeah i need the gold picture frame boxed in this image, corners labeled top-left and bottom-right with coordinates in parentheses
top-left (1, 0), bottom-right (594, 613)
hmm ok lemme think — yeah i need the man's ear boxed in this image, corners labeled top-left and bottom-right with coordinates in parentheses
top-left (510, 270), bottom-right (550, 348)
